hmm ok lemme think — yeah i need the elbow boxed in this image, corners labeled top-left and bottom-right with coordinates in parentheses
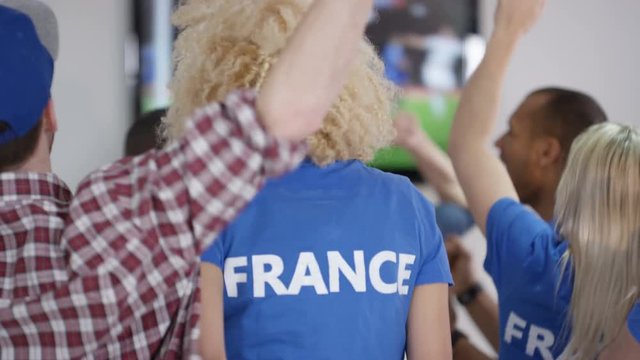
top-left (257, 93), bottom-right (323, 142)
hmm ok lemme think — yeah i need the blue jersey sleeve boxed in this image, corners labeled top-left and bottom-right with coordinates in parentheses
top-left (413, 190), bottom-right (453, 286)
top-left (484, 198), bottom-right (554, 288)
top-left (628, 303), bottom-right (640, 343)
top-left (201, 230), bottom-right (226, 269)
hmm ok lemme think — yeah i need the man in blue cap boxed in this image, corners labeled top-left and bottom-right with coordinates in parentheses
top-left (0, 0), bottom-right (376, 357)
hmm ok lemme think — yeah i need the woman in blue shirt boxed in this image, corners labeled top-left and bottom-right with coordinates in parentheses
top-left (166, 0), bottom-right (453, 359)
top-left (449, 0), bottom-right (640, 359)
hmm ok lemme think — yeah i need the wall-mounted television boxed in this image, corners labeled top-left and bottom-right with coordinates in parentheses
top-left (132, 0), bottom-right (177, 116)
top-left (366, 0), bottom-right (484, 178)
top-left (131, 0), bottom-right (484, 178)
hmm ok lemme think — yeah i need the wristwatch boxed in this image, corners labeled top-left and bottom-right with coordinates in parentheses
top-left (456, 283), bottom-right (482, 306)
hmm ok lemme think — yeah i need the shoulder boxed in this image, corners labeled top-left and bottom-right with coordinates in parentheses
top-left (76, 154), bottom-right (158, 196)
top-left (484, 198), bottom-right (564, 282)
top-left (73, 155), bottom-right (156, 223)
top-left (77, 158), bottom-right (127, 194)
top-left (487, 198), bottom-right (553, 239)
top-left (356, 164), bottom-right (436, 213)
top-left (359, 164), bottom-right (422, 195)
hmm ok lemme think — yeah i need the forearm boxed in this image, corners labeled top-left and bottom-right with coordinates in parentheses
top-left (449, 31), bottom-right (518, 153)
top-left (406, 135), bottom-right (467, 206)
top-left (447, 28), bottom-right (521, 234)
top-left (465, 291), bottom-right (501, 351)
top-left (257, 0), bottom-right (373, 141)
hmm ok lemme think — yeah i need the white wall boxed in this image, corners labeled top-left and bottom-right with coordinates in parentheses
top-left (46, 0), bottom-right (130, 190)
top-left (480, 0), bottom-right (640, 131)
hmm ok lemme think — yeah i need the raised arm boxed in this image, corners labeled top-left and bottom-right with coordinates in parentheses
top-left (448, 0), bottom-right (545, 234)
top-left (0, 0), bottom-right (376, 356)
top-left (162, 0), bottom-right (375, 255)
top-left (395, 112), bottom-right (467, 206)
top-left (258, 0), bottom-right (374, 141)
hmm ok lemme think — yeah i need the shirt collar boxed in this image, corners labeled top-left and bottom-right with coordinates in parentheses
top-left (0, 171), bottom-right (71, 202)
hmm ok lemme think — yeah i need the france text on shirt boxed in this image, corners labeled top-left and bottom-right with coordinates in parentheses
top-left (224, 250), bottom-right (417, 297)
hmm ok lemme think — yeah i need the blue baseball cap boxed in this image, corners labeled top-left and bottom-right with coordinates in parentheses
top-left (0, 1), bottom-right (56, 145)
top-left (435, 202), bottom-right (475, 237)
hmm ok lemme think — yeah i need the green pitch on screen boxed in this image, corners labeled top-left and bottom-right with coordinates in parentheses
top-left (370, 95), bottom-right (458, 171)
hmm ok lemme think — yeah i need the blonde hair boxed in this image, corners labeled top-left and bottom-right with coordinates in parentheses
top-left (555, 123), bottom-right (640, 358)
top-left (163, 0), bottom-right (397, 165)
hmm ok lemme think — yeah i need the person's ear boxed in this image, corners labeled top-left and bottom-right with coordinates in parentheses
top-left (535, 136), bottom-right (562, 167)
top-left (42, 99), bottom-right (58, 133)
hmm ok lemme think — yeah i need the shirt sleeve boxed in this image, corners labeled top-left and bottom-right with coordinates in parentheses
top-left (628, 303), bottom-right (640, 343)
top-left (70, 89), bottom-right (305, 261)
top-left (413, 188), bottom-right (453, 286)
top-left (0, 89), bottom-right (306, 357)
top-left (201, 231), bottom-right (226, 269)
top-left (134, 89), bottom-right (305, 255)
top-left (484, 198), bottom-right (552, 288)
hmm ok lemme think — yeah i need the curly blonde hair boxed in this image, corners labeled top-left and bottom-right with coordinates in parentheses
top-left (163, 0), bottom-right (397, 165)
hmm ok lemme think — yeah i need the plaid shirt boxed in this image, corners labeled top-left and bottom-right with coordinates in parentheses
top-left (0, 90), bottom-right (306, 359)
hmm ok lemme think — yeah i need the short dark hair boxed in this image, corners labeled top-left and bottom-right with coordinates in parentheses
top-left (0, 119), bottom-right (43, 172)
top-left (530, 87), bottom-right (607, 157)
top-left (125, 108), bottom-right (167, 157)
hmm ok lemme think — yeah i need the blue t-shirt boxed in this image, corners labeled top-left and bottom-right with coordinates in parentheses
top-left (201, 160), bottom-right (452, 359)
top-left (485, 198), bottom-right (573, 360)
top-left (628, 303), bottom-right (640, 343)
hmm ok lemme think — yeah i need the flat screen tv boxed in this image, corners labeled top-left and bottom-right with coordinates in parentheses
top-left (366, 0), bottom-right (483, 178)
top-left (131, 0), bottom-right (483, 178)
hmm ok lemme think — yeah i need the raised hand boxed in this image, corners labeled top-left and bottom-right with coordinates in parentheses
top-left (393, 111), bottom-right (424, 150)
top-left (494, 0), bottom-right (546, 38)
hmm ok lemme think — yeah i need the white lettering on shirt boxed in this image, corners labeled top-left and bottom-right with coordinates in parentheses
top-left (526, 324), bottom-right (555, 360)
top-left (288, 252), bottom-right (329, 295)
top-left (397, 254), bottom-right (416, 295)
top-left (222, 250), bottom-right (418, 298)
top-left (505, 311), bottom-right (527, 343)
top-left (224, 256), bottom-right (248, 297)
top-left (369, 251), bottom-right (398, 294)
top-left (252, 255), bottom-right (288, 297)
top-left (504, 311), bottom-right (556, 360)
top-left (328, 251), bottom-right (366, 293)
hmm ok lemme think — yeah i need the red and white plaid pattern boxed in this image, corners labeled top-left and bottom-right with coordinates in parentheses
top-left (0, 90), bottom-right (306, 359)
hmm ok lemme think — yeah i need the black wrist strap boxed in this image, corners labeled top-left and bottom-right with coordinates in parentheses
top-left (457, 283), bottom-right (482, 306)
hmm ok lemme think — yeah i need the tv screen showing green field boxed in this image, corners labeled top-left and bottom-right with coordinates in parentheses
top-left (367, 0), bottom-right (483, 172)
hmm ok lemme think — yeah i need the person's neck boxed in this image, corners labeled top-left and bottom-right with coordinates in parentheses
top-left (17, 156), bottom-right (52, 173)
top-left (530, 195), bottom-right (555, 222)
top-left (13, 135), bottom-right (53, 173)
top-left (529, 177), bottom-right (560, 222)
